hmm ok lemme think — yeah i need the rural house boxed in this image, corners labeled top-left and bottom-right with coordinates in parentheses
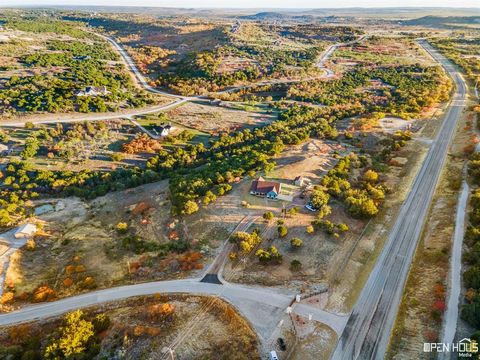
top-left (14, 223), bottom-right (37, 239)
top-left (0, 143), bottom-right (9, 155)
top-left (75, 86), bottom-right (110, 97)
top-left (250, 177), bottom-right (282, 199)
top-left (156, 123), bottom-right (173, 137)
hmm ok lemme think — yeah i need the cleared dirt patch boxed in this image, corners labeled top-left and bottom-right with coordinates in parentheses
top-left (0, 294), bottom-right (260, 360)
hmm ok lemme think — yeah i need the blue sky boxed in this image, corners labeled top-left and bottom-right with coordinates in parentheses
top-left (3, 0), bottom-right (480, 8)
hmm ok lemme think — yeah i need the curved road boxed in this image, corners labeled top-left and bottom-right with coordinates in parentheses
top-left (0, 33), bottom-right (364, 128)
top-left (0, 278), bottom-right (348, 336)
top-left (331, 40), bottom-right (467, 359)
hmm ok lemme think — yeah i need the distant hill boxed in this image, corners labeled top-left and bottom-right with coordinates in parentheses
top-left (238, 12), bottom-right (315, 22)
top-left (239, 12), bottom-right (288, 20)
top-left (403, 16), bottom-right (480, 26)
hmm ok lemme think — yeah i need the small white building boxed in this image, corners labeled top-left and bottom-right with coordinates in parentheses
top-left (75, 86), bottom-right (110, 97)
top-left (0, 143), bottom-right (8, 154)
top-left (294, 176), bottom-right (305, 186)
top-left (157, 123), bottom-right (173, 137)
top-left (14, 223), bottom-right (37, 239)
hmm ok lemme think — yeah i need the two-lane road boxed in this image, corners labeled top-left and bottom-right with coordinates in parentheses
top-left (0, 278), bottom-right (349, 337)
top-left (331, 40), bottom-right (467, 360)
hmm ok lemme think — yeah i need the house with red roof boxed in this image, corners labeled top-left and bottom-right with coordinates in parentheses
top-left (249, 177), bottom-right (282, 199)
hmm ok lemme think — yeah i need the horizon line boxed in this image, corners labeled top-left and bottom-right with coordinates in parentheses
top-left (2, 4), bottom-right (480, 9)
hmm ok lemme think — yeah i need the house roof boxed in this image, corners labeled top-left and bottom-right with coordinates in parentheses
top-left (15, 223), bottom-right (37, 236)
top-left (250, 177), bottom-right (281, 195)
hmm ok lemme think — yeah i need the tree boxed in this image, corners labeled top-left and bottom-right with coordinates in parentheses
top-left (44, 310), bottom-right (95, 359)
top-left (290, 237), bottom-right (303, 248)
top-left (203, 190), bottom-right (217, 205)
top-left (230, 231), bottom-right (262, 254)
top-left (25, 122), bottom-right (35, 129)
top-left (310, 188), bottom-right (330, 210)
top-left (21, 136), bottom-right (40, 159)
top-left (317, 205), bottom-right (332, 219)
top-left (110, 153), bottom-right (124, 162)
top-left (116, 222), bottom-right (128, 234)
top-left (465, 267), bottom-right (480, 290)
top-left (263, 211), bottom-right (274, 221)
top-left (290, 259), bottom-right (302, 271)
top-left (363, 169), bottom-right (379, 183)
top-left (182, 200), bottom-right (199, 215)
top-left (306, 225), bottom-right (314, 234)
top-left (287, 207), bottom-right (299, 217)
top-left (278, 225), bottom-right (288, 238)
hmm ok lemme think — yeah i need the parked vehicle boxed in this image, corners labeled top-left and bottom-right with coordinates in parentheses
top-left (270, 350), bottom-right (279, 360)
top-left (305, 203), bottom-right (318, 212)
top-left (277, 337), bottom-right (287, 351)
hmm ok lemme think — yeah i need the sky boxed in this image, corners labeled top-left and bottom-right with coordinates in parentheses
top-left (2, 0), bottom-right (480, 8)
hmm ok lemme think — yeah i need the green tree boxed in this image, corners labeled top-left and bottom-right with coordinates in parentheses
top-left (44, 310), bottom-right (95, 359)
top-left (278, 225), bottom-right (288, 238)
top-left (363, 169), bottom-right (379, 183)
top-left (182, 200), bottom-right (199, 215)
top-left (116, 222), bottom-right (128, 234)
top-left (310, 188), bottom-right (330, 210)
top-left (290, 259), bottom-right (302, 271)
top-left (202, 190), bottom-right (217, 206)
top-left (263, 211), bottom-right (274, 221)
top-left (290, 237), bottom-right (303, 248)
top-left (287, 207), bottom-right (299, 217)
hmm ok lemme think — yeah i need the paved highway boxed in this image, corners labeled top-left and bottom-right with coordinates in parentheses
top-left (331, 40), bottom-right (467, 359)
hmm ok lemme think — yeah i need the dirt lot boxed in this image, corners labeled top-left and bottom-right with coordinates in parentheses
top-left (162, 100), bottom-right (277, 135)
top-left (0, 294), bottom-right (260, 360)
top-left (331, 36), bottom-right (436, 73)
top-left (3, 180), bottom-right (216, 308)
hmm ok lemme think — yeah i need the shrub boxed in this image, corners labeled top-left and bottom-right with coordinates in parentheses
top-left (182, 200), bottom-right (199, 215)
top-left (110, 153), bottom-right (124, 162)
top-left (26, 239), bottom-right (36, 250)
top-left (263, 211), bottom-right (274, 221)
top-left (290, 259), bottom-right (302, 271)
top-left (278, 225), bottom-right (288, 238)
top-left (1, 291), bottom-right (14, 305)
top-left (290, 237), bottom-right (303, 248)
top-left (306, 225), bottom-right (314, 234)
top-left (92, 313), bottom-right (111, 333)
top-left (32, 285), bottom-right (56, 302)
top-left (116, 222), bottom-right (128, 234)
top-left (287, 207), bottom-right (299, 217)
top-left (464, 266), bottom-right (480, 289)
top-left (363, 169), bottom-right (379, 183)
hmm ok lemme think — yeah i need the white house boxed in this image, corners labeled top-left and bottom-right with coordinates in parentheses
top-left (75, 86), bottom-right (110, 97)
top-left (157, 123), bottom-right (173, 137)
top-left (0, 143), bottom-right (8, 154)
top-left (14, 223), bottom-right (37, 239)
